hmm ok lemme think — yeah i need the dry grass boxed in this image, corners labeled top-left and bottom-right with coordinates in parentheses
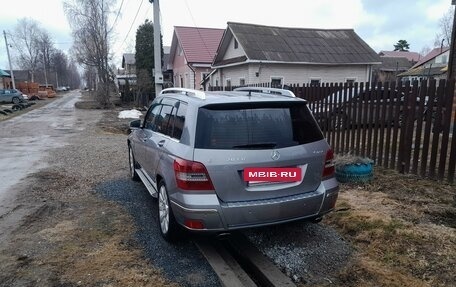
top-left (0, 201), bottom-right (178, 287)
top-left (322, 167), bottom-right (456, 287)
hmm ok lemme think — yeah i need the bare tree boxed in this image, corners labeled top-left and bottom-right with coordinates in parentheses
top-left (420, 45), bottom-right (432, 57)
top-left (67, 61), bottom-right (81, 89)
top-left (52, 50), bottom-right (69, 87)
top-left (13, 18), bottom-right (44, 82)
top-left (36, 30), bottom-right (56, 86)
top-left (64, 0), bottom-right (115, 107)
top-left (434, 6), bottom-right (454, 48)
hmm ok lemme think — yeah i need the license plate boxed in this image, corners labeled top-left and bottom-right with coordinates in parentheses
top-left (244, 167), bottom-right (301, 183)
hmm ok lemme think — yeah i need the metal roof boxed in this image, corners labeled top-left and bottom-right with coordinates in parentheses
top-left (122, 53), bottom-right (135, 68)
top-left (378, 51), bottom-right (421, 62)
top-left (378, 56), bottom-right (413, 72)
top-left (397, 66), bottom-right (447, 77)
top-left (171, 26), bottom-right (224, 64)
top-left (213, 22), bottom-right (381, 67)
top-left (0, 69), bottom-right (10, 77)
top-left (411, 47), bottom-right (449, 69)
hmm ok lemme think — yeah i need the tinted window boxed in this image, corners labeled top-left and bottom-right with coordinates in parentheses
top-left (144, 105), bottom-right (162, 131)
top-left (195, 102), bottom-right (323, 149)
top-left (156, 105), bottom-right (174, 135)
top-left (172, 102), bottom-right (187, 140)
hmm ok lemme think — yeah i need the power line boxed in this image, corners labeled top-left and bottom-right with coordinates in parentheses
top-left (119, 0), bottom-right (144, 50)
top-left (183, 0), bottom-right (213, 60)
top-left (109, 0), bottom-right (125, 33)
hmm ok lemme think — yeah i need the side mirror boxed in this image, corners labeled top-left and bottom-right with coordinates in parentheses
top-left (129, 119), bottom-right (142, 131)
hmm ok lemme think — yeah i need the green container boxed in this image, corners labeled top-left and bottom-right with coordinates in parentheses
top-left (335, 163), bottom-right (373, 183)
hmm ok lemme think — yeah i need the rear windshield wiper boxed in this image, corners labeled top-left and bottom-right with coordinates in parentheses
top-left (232, 142), bottom-right (277, 149)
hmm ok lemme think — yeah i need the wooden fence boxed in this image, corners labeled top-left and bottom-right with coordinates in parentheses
top-left (210, 80), bottom-right (456, 183)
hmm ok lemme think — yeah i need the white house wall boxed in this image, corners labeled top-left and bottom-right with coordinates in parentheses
top-left (213, 63), bottom-right (372, 86)
top-left (223, 36), bottom-right (247, 60)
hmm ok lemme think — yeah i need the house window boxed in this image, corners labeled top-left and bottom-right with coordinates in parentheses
top-left (239, 78), bottom-right (245, 86)
top-left (310, 78), bottom-right (321, 87)
top-left (234, 39), bottom-right (238, 49)
top-left (271, 77), bottom-right (283, 88)
top-left (226, 78), bottom-right (232, 89)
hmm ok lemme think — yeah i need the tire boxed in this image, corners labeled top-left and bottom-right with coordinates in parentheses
top-left (128, 145), bottom-right (140, 181)
top-left (12, 97), bottom-right (20, 104)
top-left (12, 104), bottom-right (22, 111)
top-left (158, 181), bottom-right (179, 242)
top-left (308, 216), bottom-right (323, 223)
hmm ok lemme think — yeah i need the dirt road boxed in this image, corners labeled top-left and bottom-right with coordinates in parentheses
top-left (0, 91), bottom-right (93, 243)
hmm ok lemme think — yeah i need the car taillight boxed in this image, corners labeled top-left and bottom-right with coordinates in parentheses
top-left (173, 158), bottom-right (215, 191)
top-left (322, 149), bottom-right (335, 178)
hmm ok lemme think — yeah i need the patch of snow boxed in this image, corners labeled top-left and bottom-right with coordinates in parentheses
top-left (118, 109), bottom-right (142, 119)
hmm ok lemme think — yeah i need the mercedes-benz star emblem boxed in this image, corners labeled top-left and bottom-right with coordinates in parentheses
top-left (271, 150), bottom-right (280, 160)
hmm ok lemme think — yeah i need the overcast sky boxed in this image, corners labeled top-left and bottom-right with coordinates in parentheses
top-left (0, 0), bottom-right (453, 70)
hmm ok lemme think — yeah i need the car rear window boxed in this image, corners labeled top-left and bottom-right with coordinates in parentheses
top-left (195, 102), bottom-right (323, 149)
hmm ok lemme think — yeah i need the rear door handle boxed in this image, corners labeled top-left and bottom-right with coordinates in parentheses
top-left (158, 140), bottom-right (165, 147)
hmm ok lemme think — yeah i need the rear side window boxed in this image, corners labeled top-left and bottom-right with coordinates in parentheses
top-left (172, 102), bottom-right (187, 139)
top-left (145, 100), bottom-right (187, 140)
top-left (195, 102), bottom-right (323, 149)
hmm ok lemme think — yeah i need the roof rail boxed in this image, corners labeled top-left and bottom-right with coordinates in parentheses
top-left (160, 88), bottom-right (206, 100)
top-left (233, 87), bottom-right (296, 98)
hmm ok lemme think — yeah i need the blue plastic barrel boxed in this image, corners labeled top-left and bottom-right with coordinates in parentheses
top-left (335, 163), bottom-right (373, 183)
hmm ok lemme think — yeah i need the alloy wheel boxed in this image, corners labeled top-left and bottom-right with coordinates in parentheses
top-left (129, 147), bottom-right (135, 177)
top-left (159, 185), bottom-right (170, 235)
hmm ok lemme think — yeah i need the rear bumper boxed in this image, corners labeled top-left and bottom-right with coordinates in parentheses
top-left (170, 177), bottom-right (339, 232)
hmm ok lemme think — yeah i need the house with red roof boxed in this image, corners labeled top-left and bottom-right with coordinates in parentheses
top-left (168, 26), bottom-right (224, 90)
top-left (378, 50), bottom-right (421, 64)
top-left (397, 47), bottom-right (449, 82)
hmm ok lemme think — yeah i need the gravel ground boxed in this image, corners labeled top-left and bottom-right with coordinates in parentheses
top-left (96, 179), bottom-right (220, 287)
top-left (55, 108), bottom-right (220, 287)
top-left (244, 219), bottom-right (353, 285)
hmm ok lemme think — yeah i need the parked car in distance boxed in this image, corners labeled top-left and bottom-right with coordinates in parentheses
top-left (56, 86), bottom-right (70, 92)
top-left (127, 87), bottom-right (339, 241)
top-left (0, 89), bottom-right (26, 104)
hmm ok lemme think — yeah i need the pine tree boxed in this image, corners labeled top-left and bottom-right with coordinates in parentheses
top-left (394, 40), bottom-right (410, 51)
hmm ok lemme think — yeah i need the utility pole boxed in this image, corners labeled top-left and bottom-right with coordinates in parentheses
top-left (448, 1), bottom-right (456, 80)
top-left (43, 52), bottom-right (48, 87)
top-left (149, 0), bottom-right (163, 96)
top-left (3, 30), bottom-right (16, 89)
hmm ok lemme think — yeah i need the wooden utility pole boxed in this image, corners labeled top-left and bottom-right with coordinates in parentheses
top-left (447, 1), bottom-right (456, 80)
top-left (150, 0), bottom-right (163, 96)
top-left (3, 30), bottom-right (16, 89)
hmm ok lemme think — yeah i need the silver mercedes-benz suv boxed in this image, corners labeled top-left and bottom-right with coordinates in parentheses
top-left (127, 87), bottom-right (338, 241)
